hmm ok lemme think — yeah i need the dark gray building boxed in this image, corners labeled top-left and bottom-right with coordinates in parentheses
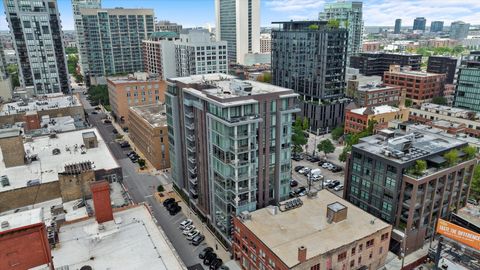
top-left (271, 21), bottom-right (349, 131)
top-left (427, 56), bottom-right (458, 84)
top-left (345, 129), bottom-right (476, 254)
top-left (454, 51), bottom-right (480, 112)
top-left (413, 17), bottom-right (426, 31)
top-left (450, 21), bottom-right (470, 40)
top-left (430, 21), bottom-right (444, 32)
top-left (350, 52), bottom-right (422, 76)
top-left (394, 19), bottom-right (401, 34)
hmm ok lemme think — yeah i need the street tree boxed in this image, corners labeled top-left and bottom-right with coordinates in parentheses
top-left (317, 139), bottom-right (335, 158)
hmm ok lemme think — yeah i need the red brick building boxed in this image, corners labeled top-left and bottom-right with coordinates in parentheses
top-left (383, 65), bottom-right (446, 105)
top-left (0, 209), bottom-right (54, 270)
top-left (345, 105), bottom-right (409, 134)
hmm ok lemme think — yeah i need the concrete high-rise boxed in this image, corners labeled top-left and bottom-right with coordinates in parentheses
top-left (450, 21), bottom-right (470, 40)
top-left (166, 74), bottom-right (299, 243)
top-left (394, 19), bottom-right (401, 34)
top-left (319, 1), bottom-right (363, 60)
top-left (215, 0), bottom-right (260, 65)
top-left (427, 56), bottom-right (458, 84)
top-left (454, 52), bottom-right (480, 112)
top-left (4, 0), bottom-right (70, 94)
top-left (413, 17), bottom-right (426, 31)
top-left (71, 0), bottom-right (101, 76)
top-left (430, 21), bottom-right (444, 32)
top-left (272, 21), bottom-right (349, 132)
top-left (78, 7), bottom-right (154, 84)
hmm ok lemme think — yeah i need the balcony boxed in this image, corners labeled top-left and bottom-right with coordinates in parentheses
top-left (229, 143), bottom-right (257, 153)
top-left (185, 111), bottom-right (194, 118)
top-left (229, 131), bottom-right (255, 140)
top-left (188, 157), bottom-right (196, 164)
top-left (190, 188), bottom-right (198, 196)
top-left (186, 134), bottom-right (195, 141)
top-left (188, 166), bottom-right (197, 175)
top-left (189, 177), bottom-right (198, 185)
top-left (185, 123), bottom-right (195, 130)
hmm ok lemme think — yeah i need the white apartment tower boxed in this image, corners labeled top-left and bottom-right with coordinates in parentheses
top-left (215, 0), bottom-right (260, 65)
top-left (71, 0), bottom-right (101, 75)
top-left (4, 0), bottom-right (70, 94)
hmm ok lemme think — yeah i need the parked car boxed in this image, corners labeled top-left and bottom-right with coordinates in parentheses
top-left (163, 198), bottom-right (175, 207)
top-left (192, 234), bottom-right (205, 246)
top-left (318, 159), bottom-right (327, 166)
top-left (94, 106), bottom-right (101, 110)
top-left (199, 247), bottom-right (214, 259)
top-left (321, 163), bottom-right (330, 169)
top-left (311, 175), bottom-right (324, 182)
top-left (331, 166), bottom-right (343, 173)
top-left (112, 129), bottom-right (118, 134)
top-left (324, 179), bottom-right (334, 186)
top-left (168, 204), bottom-right (181, 215)
top-left (310, 168), bottom-right (321, 176)
top-left (289, 191), bottom-right (297, 198)
top-left (103, 119), bottom-right (112, 124)
top-left (302, 168), bottom-right (312, 176)
top-left (295, 186), bottom-right (306, 195)
top-left (294, 165), bottom-right (304, 172)
top-left (467, 198), bottom-right (478, 205)
top-left (298, 167), bottom-right (309, 174)
top-left (310, 156), bottom-right (320, 163)
top-left (204, 252), bottom-right (218, 265)
top-left (119, 141), bottom-right (130, 148)
top-left (179, 219), bottom-right (193, 230)
top-left (334, 184), bottom-right (344, 191)
top-left (182, 225), bottom-right (196, 235)
top-left (186, 230), bottom-right (200, 240)
top-left (328, 180), bottom-right (341, 189)
top-left (91, 111), bottom-right (98, 115)
top-left (166, 202), bottom-right (179, 211)
top-left (292, 155), bottom-right (302, 161)
top-left (290, 179), bottom-right (298, 187)
top-left (210, 258), bottom-right (223, 270)
top-left (326, 164), bottom-right (335, 171)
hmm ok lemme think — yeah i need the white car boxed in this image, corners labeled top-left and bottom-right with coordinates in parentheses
top-left (334, 184), bottom-right (344, 191)
top-left (321, 163), bottom-right (330, 169)
top-left (327, 164), bottom-right (335, 170)
top-left (186, 229), bottom-right (200, 240)
top-left (298, 167), bottom-right (309, 174)
top-left (311, 175), bottom-right (323, 182)
top-left (182, 225), bottom-right (196, 235)
top-left (179, 219), bottom-right (193, 230)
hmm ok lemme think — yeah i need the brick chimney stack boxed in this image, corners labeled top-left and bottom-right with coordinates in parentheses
top-left (90, 180), bottom-right (113, 223)
top-left (298, 246), bottom-right (307, 263)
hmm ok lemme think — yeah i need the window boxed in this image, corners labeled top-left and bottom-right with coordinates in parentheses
top-left (351, 247), bottom-right (356, 255)
top-left (359, 244), bottom-right (363, 252)
top-left (338, 251), bottom-right (347, 262)
top-left (311, 264), bottom-right (320, 270)
top-left (366, 239), bottom-right (375, 248)
top-left (379, 246), bottom-right (383, 254)
top-left (381, 232), bottom-right (389, 241)
top-left (358, 256), bottom-right (362, 264)
top-left (369, 252), bottom-right (373, 259)
top-left (350, 260), bottom-right (355, 267)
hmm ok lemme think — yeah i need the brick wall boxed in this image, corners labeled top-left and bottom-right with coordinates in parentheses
top-left (0, 182), bottom-right (61, 213)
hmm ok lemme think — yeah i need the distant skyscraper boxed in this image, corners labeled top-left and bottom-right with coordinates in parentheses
top-left (394, 19), bottom-right (402, 34)
top-left (78, 8), bottom-right (154, 83)
top-left (72, 0), bottom-right (101, 76)
top-left (430, 21), bottom-right (444, 32)
top-left (215, 0), bottom-right (260, 65)
top-left (4, 0), bottom-right (70, 94)
top-left (319, 1), bottom-right (363, 60)
top-left (155, 20), bottom-right (183, 34)
top-left (413, 17), bottom-right (427, 31)
top-left (450, 21), bottom-right (470, 40)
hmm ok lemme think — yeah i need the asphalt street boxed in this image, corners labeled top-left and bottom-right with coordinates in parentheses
top-left (80, 93), bottom-right (208, 269)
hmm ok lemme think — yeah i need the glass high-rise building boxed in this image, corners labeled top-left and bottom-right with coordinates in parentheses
top-left (215, 0), bottom-right (260, 65)
top-left (394, 19), bottom-right (401, 34)
top-left (78, 8), bottom-right (154, 83)
top-left (454, 52), bottom-right (480, 112)
top-left (166, 74), bottom-right (299, 243)
top-left (413, 17), bottom-right (426, 31)
top-left (4, 0), bottom-right (70, 94)
top-left (319, 1), bottom-right (363, 60)
top-left (430, 21), bottom-right (444, 32)
top-left (450, 21), bottom-right (470, 40)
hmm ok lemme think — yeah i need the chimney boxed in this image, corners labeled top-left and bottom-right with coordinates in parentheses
top-left (298, 246), bottom-right (307, 263)
top-left (399, 88), bottom-right (407, 109)
top-left (0, 128), bottom-right (25, 168)
top-left (90, 180), bottom-right (113, 223)
top-left (327, 202), bottom-right (348, 223)
top-left (82, 131), bottom-right (98, 149)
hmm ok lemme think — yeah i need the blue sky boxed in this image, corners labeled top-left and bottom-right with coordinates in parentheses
top-left (1, 0), bottom-right (479, 30)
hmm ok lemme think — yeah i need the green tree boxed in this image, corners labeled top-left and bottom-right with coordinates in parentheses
top-left (138, 158), bottom-right (146, 168)
top-left (65, 47), bottom-right (78, 54)
top-left (157, 185), bottom-right (165, 192)
top-left (6, 64), bottom-right (20, 88)
top-left (409, 160), bottom-right (427, 176)
top-left (431, 96), bottom-right (447, 105)
top-left (462, 145), bottom-right (477, 159)
top-left (405, 98), bottom-right (413, 108)
top-left (291, 119), bottom-right (307, 154)
top-left (302, 117), bottom-right (309, 131)
top-left (317, 139), bottom-right (335, 157)
top-left (308, 24), bottom-right (319, 30)
top-left (87, 85), bottom-right (110, 105)
top-left (470, 165), bottom-right (480, 199)
top-left (444, 149), bottom-right (459, 166)
top-left (339, 145), bottom-right (351, 162)
top-left (326, 19), bottom-right (340, 29)
top-left (331, 126), bottom-right (344, 141)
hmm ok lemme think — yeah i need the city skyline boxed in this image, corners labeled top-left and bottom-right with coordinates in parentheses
top-left (1, 0), bottom-right (480, 31)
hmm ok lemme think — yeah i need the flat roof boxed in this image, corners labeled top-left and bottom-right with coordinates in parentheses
top-left (0, 128), bottom-right (119, 192)
top-left (0, 208), bottom-right (43, 233)
top-left (240, 190), bottom-right (390, 268)
top-left (52, 205), bottom-right (186, 269)
top-left (0, 128), bottom-right (21, 139)
top-left (129, 104), bottom-right (167, 127)
top-left (456, 205), bottom-right (480, 229)
top-left (387, 69), bottom-right (444, 77)
top-left (350, 105), bottom-right (400, 115)
top-left (0, 94), bottom-right (80, 116)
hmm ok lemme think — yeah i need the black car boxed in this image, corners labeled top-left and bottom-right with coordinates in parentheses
top-left (123, 127), bottom-right (129, 132)
top-left (290, 179), bottom-right (298, 187)
top-left (192, 234), bottom-right (205, 246)
top-left (294, 165), bottom-right (304, 172)
top-left (112, 129), bottom-right (118, 134)
top-left (166, 201), bottom-right (179, 211)
top-left (91, 111), bottom-right (98, 115)
top-left (169, 204), bottom-right (181, 216)
top-left (332, 166), bottom-right (343, 172)
top-left (104, 119), bottom-right (112, 124)
top-left (199, 247), bottom-right (214, 259)
top-left (310, 156), bottom-right (320, 163)
top-left (289, 191), bottom-right (297, 198)
top-left (292, 155), bottom-right (302, 161)
top-left (318, 159), bottom-right (327, 166)
top-left (94, 106), bottom-right (101, 110)
top-left (204, 252), bottom-right (217, 265)
top-left (210, 258), bottom-right (223, 270)
top-left (163, 198), bottom-right (175, 207)
top-left (119, 141), bottom-right (130, 148)
top-left (328, 180), bottom-right (341, 189)
top-left (295, 186), bottom-right (307, 195)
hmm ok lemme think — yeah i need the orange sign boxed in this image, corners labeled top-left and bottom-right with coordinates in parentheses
top-left (436, 219), bottom-right (480, 250)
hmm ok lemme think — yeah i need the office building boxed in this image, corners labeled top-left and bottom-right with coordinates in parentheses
top-left (383, 65), bottom-right (446, 105)
top-left (427, 38), bottom-right (458, 48)
top-left (345, 105), bottom-right (409, 134)
top-left (352, 83), bottom-right (402, 108)
top-left (430, 21), bottom-right (444, 32)
top-left (454, 52), bottom-right (480, 112)
top-left (260, 33), bottom-right (271, 53)
top-left (345, 129), bottom-right (477, 253)
top-left (319, 1), bottom-right (363, 61)
top-left (413, 17), bottom-right (426, 31)
top-left (143, 30), bottom-right (228, 79)
top-left (128, 104), bottom-right (170, 170)
top-left (107, 72), bottom-right (166, 125)
top-left (394, 19), bottom-right (401, 34)
top-left (350, 52), bottom-right (422, 76)
top-left (215, 0), bottom-right (260, 65)
top-left (362, 41), bottom-right (381, 52)
top-left (166, 74), bottom-right (299, 243)
top-left (155, 20), bottom-right (182, 34)
top-left (232, 191), bottom-right (392, 270)
top-left (450, 21), bottom-right (470, 40)
top-left (71, 0), bottom-right (101, 75)
top-left (427, 56), bottom-right (458, 84)
top-left (272, 21), bottom-right (349, 131)
top-left (79, 8), bottom-right (154, 83)
top-left (4, 0), bottom-right (70, 94)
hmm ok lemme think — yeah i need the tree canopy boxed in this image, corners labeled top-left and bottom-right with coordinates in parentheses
top-left (431, 96), bottom-right (447, 105)
top-left (317, 139), bottom-right (335, 157)
top-left (291, 118), bottom-right (308, 154)
top-left (331, 125), bottom-right (344, 141)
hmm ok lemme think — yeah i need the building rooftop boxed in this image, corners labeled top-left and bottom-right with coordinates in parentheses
top-left (0, 208), bottom-right (42, 233)
top-left (150, 31), bottom-right (179, 39)
top-left (51, 205), bottom-right (186, 269)
top-left (404, 123), bottom-right (480, 149)
top-left (0, 128), bottom-right (119, 192)
top-left (419, 103), bottom-right (478, 119)
top-left (239, 190), bottom-right (390, 268)
top-left (0, 127), bottom-right (21, 139)
top-left (107, 72), bottom-right (161, 84)
top-left (350, 105), bottom-right (401, 115)
top-left (456, 205), bottom-right (480, 229)
top-left (0, 94), bottom-right (80, 116)
top-left (386, 69), bottom-right (444, 77)
top-left (431, 119), bottom-right (464, 129)
top-left (130, 104), bottom-right (168, 127)
top-left (355, 129), bottom-right (467, 164)
top-left (357, 82), bottom-right (399, 92)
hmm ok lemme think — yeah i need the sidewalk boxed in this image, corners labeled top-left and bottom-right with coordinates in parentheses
top-left (384, 239), bottom-right (437, 270)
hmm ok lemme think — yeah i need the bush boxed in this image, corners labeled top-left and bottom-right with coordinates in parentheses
top-left (331, 126), bottom-right (344, 141)
top-left (444, 149), bottom-right (459, 166)
top-left (138, 158), bottom-right (146, 168)
top-left (462, 145), bottom-right (477, 159)
top-left (157, 185), bottom-right (164, 192)
top-left (409, 160), bottom-right (427, 176)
